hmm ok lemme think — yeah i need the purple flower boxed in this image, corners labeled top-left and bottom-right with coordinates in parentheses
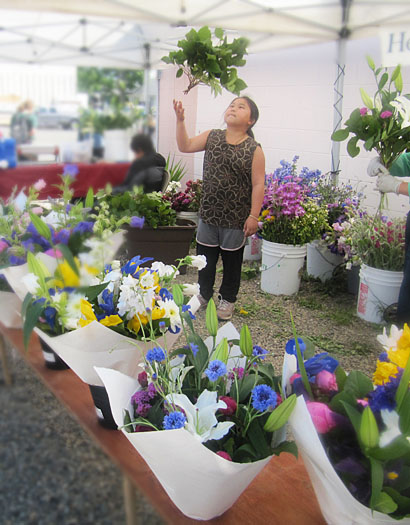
top-left (73, 221), bottom-right (94, 235)
top-left (205, 360), bottom-right (227, 382)
top-left (303, 352), bottom-right (339, 380)
top-left (130, 216), bottom-right (145, 229)
top-left (63, 164), bottom-right (79, 178)
top-left (359, 107), bottom-right (368, 116)
top-left (252, 345), bottom-right (268, 360)
top-left (380, 111), bottom-right (392, 119)
top-left (285, 337), bottom-right (306, 356)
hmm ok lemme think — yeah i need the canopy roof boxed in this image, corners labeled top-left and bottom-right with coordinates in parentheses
top-left (0, 1), bottom-right (409, 68)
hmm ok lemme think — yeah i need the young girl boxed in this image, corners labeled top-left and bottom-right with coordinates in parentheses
top-left (173, 96), bottom-right (265, 320)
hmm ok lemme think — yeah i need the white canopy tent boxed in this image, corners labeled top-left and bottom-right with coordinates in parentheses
top-left (0, 1), bottom-right (409, 172)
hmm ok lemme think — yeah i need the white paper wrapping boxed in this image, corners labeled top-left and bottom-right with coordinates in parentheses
top-left (34, 296), bottom-right (200, 387)
top-left (96, 365), bottom-right (272, 520)
top-left (0, 291), bottom-right (22, 328)
top-left (283, 354), bottom-right (410, 525)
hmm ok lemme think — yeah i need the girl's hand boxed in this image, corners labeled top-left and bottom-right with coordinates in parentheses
top-left (243, 216), bottom-right (259, 237)
top-left (173, 99), bottom-right (185, 122)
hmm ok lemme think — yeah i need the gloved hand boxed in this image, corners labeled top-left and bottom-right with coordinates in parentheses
top-left (376, 173), bottom-right (401, 194)
top-left (367, 157), bottom-right (390, 177)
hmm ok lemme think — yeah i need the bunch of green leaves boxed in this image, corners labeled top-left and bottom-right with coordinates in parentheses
top-left (162, 26), bottom-right (249, 96)
top-left (95, 186), bottom-right (177, 229)
top-left (331, 56), bottom-right (410, 169)
top-left (165, 154), bottom-right (188, 182)
top-left (124, 293), bottom-right (297, 463)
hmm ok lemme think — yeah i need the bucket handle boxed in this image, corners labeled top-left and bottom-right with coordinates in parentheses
top-left (360, 273), bottom-right (398, 321)
top-left (260, 254), bottom-right (285, 272)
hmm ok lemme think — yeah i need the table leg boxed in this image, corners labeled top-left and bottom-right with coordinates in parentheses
top-left (123, 474), bottom-right (138, 525)
top-left (0, 333), bottom-right (13, 386)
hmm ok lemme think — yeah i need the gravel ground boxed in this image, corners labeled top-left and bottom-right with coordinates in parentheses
top-left (0, 258), bottom-right (384, 524)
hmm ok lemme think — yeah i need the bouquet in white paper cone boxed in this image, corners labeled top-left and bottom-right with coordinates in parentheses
top-left (96, 303), bottom-right (297, 520)
top-left (282, 326), bottom-right (410, 524)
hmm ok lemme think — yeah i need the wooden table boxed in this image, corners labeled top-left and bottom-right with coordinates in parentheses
top-left (0, 323), bottom-right (326, 525)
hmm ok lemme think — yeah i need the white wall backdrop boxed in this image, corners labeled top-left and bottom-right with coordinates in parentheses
top-left (158, 36), bottom-right (410, 217)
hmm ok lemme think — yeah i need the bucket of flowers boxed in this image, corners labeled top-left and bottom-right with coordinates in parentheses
top-left (334, 208), bottom-right (406, 323)
top-left (96, 296), bottom-right (297, 519)
top-left (282, 324), bottom-right (410, 525)
top-left (162, 178), bottom-right (202, 225)
top-left (258, 168), bottom-right (329, 295)
top-left (21, 246), bottom-right (202, 427)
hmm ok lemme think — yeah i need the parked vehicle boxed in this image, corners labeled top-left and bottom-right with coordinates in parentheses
top-left (35, 107), bottom-right (79, 130)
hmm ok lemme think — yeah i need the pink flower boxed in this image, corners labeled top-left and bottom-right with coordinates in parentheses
top-left (219, 396), bottom-right (237, 415)
top-left (44, 248), bottom-right (63, 258)
top-left (315, 370), bottom-right (338, 393)
top-left (380, 111), bottom-right (392, 119)
top-left (31, 206), bottom-right (44, 215)
top-left (0, 240), bottom-right (8, 253)
top-left (33, 178), bottom-right (46, 191)
top-left (289, 372), bottom-right (301, 384)
top-left (306, 401), bottom-right (342, 434)
top-left (216, 451), bottom-right (232, 461)
top-left (359, 107), bottom-right (368, 116)
top-left (357, 399), bottom-right (369, 407)
top-left (138, 371), bottom-right (148, 388)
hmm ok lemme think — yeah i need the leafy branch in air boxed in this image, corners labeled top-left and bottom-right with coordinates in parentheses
top-left (162, 26), bottom-right (249, 96)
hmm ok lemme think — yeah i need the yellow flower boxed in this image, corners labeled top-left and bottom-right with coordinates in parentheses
top-left (388, 347), bottom-right (410, 370)
top-left (387, 471), bottom-right (398, 480)
top-left (239, 308), bottom-right (249, 315)
top-left (373, 360), bottom-right (399, 386)
top-left (100, 315), bottom-right (123, 327)
top-left (127, 314), bottom-right (149, 334)
top-left (152, 306), bottom-right (165, 320)
top-left (262, 209), bottom-right (269, 217)
top-left (397, 323), bottom-right (410, 353)
top-left (54, 260), bottom-right (80, 288)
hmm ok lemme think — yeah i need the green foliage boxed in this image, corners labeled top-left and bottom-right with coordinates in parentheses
top-left (165, 154), bottom-right (188, 182)
top-left (331, 56), bottom-right (410, 169)
top-left (162, 26), bottom-right (249, 96)
top-left (94, 186), bottom-right (177, 229)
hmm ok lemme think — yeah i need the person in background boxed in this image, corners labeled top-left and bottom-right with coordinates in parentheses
top-left (112, 133), bottom-right (166, 194)
top-left (10, 100), bottom-right (36, 147)
top-left (368, 153), bottom-right (410, 325)
top-left (173, 96), bottom-right (265, 321)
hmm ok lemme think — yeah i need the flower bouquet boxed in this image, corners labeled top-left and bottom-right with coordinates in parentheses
top-left (283, 326), bottom-right (410, 524)
top-left (258, 172), bottom-right (329, 294)
top-left (331, 56), bottom-right (410, 170)
top-left (97, 301), bottom-right (297, 519)
top-left (21, 248), bottom-right (202, 426)
top-left (163, 179), bottom-right (202, 214)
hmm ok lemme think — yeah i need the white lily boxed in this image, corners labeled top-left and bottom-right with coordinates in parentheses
top-left (21, 273), bottom-right (40, 294)
top-left (391, 95), bottom-right (410, 129)
top-left (165, 390), bottom-right (234, 442)
top-left (182, 283), bottom-right (200, 296)
top-left (188, 255), bottom-right (207, 271)
top-left (377, 324), bottom-right (402, 352)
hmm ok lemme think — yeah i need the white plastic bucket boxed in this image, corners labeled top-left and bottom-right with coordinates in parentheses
top-left (306, 240), bottom-right (344, 282)
top-left (260, 239), bottom-right (306, 295)
top-left (357, 264), bottom-right (403, 323)
top-left (244, 235), bottom-right (262, 261)
top-left (176, 211), bottom-right (199, 226)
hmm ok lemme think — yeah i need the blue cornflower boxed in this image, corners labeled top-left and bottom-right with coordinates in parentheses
top-left (303, 352), bottom-right (338, 380)
top-left (163, 411), bottom-right (186, 430)
top-left (146, 346), bottom-right (167, 364)
top-left (378, 352), bottom-right (389, 362)
top-left (252, 345), bottom-right (268, 360)
top-left (189, 343), bottom-right (199, 357)
top-left (53, 228), bottom-right (71, 245)
top-left (73, 221), bottom-right (94, 235)
top-left (9, 255), bottom-right (26, 266)
top-left (21, 239), bottom-right (35, 253)
top-left (130, 216), bottom-right (145, 229)
top-left (63, 164), bottom-right (79, 178)
top-left (368, 374), bottom-right (401, 413)
top-left (251, 385), bottom-right (277, 412)
top-left (182, 304), bottom-right (196, 320)
top-left (285, 337), bottom-right (306, 356)
top-left (205, 360), bottom-right (227, 382)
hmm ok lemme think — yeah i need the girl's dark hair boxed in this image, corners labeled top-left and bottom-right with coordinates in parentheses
top-left (232, 96), bottom-right (259, 139)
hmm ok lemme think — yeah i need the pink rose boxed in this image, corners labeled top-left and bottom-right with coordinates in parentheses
top-left (315, 370), bottom-right (338, 393)
top-left (219, 396), bottom-right (237, 415)
top-left (44, 248), bottom-right (63, 258)
top-left (0, 240), bottom-right (9, 253)
top-left (359, 107), bottom-right (368, 116)
top-left (33, 178), bottom-right (46, 191)
top-left (306, 401), bottom-right (341, 434)
top-left (216, 451), bottom-right (232, 461)
top-left (380, 111), bottom-right (392, 119)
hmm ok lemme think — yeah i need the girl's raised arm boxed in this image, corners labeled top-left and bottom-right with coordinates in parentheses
top-left (173, 99), bottom-right (210, 153)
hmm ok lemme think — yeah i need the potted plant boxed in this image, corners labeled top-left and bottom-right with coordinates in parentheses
top-left (96, 298), bottom-right (297, 519)
top-left (93, 186), bottom-right (196, 274)
top-left (257, 172), bottom-right (329, 295)
top-left (162, 179), bottom-right (202, 225)
top-left (283, 324), bottom-right (410, 524)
